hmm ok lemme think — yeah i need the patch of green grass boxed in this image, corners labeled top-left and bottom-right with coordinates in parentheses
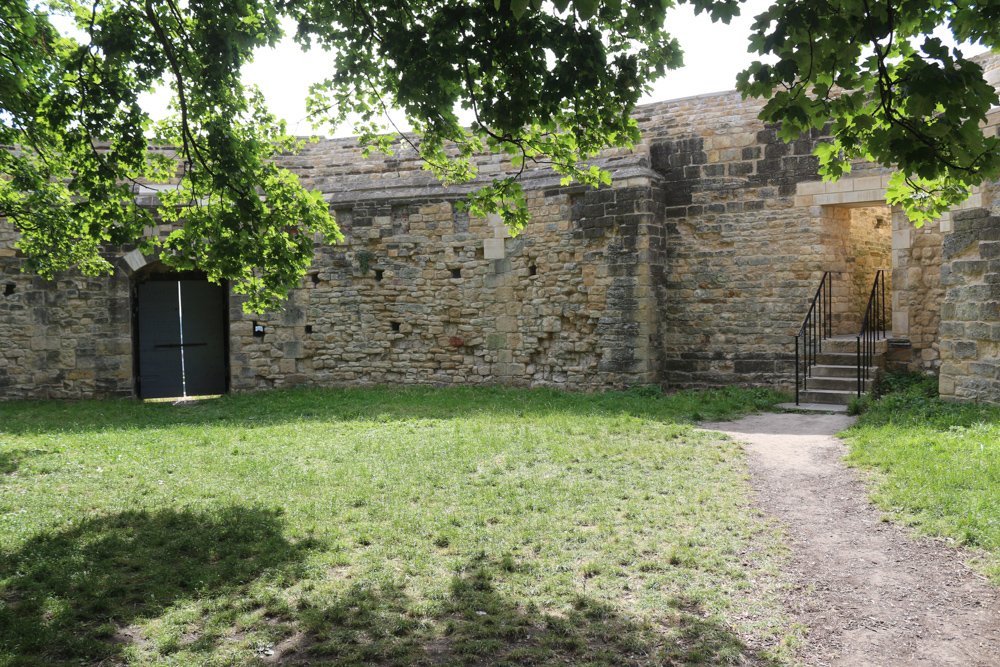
top-left (873, 370), bottom-right (938, 399)
top-left (0, 386), bottom-right (796, 666)
top-left (844, 385), bottom-right (1000, 580)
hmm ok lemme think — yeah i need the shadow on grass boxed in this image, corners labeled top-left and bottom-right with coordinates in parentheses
top-left (0, 449), bottom-right (49, 478)
top-left (0, 505), bottom-right (313, 666)
top-left (286, 556), bottom-right (782, 667)
top-left (1, 517), bottom-right (782, 667)
top-left (0, 385), bottom-right (786, 437)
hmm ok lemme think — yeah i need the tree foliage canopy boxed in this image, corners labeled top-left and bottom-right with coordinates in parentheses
top-left (738, 0), bottom-right (1000, 224)
top-left (1, 0), bottom-right (997, 310)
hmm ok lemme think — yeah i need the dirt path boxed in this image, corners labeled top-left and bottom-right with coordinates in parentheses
top-left (702, 413), bottom-right (1000, 667)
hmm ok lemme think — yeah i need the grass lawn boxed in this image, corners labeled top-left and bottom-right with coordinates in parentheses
top-left (844, 383), bottom-right (1000, 581)
top-left (0, 386), bottom-right (800, 667)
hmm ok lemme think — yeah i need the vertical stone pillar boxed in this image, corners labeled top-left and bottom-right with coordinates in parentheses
top-left (890, 205), bottom-right (944, 370)
top-left (890, 206), bottom-right (912, 337)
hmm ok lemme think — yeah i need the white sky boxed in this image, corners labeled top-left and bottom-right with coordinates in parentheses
top-left (137, 0), bottom-right (777, 137)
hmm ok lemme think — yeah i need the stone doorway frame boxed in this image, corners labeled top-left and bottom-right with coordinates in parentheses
top-left (793, 175), bottom-right (988, 370)
top-left (118, 253), bottom-right (232, 399)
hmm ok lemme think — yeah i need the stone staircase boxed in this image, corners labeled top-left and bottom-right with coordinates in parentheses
top-left (797, 334), bottom-right (889, 406)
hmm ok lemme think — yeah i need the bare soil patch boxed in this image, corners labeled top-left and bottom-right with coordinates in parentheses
top-left (703, 412), bottom-right (1000, 667)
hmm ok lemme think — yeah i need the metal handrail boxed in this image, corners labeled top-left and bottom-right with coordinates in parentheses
top-left (856, 270), bottom-right (888, 396)
top-left (794, 272), bottom-right (834, 405)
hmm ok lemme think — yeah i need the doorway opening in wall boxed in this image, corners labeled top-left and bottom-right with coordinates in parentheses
top-left (830, 203), bottom-right (894, 338)
top-left (131, 264), bottom-right (230, 401)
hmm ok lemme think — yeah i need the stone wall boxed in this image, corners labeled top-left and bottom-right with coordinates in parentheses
top-left (643, 91), bottom-right (843, 387)
top-left (938, 173), bottom-right (1000, 401)
top-left (890, 207), bottom-right (946, 371)
top-left (227, 176), bottom-right (664, 392)
top-left (805, 204), bottom-right (892, 337)
top-left (849, 206), bottom-right (893, 330)
top-left (0, 224), bottom-right (133, 399)
top-left (643, 92), bottom-right (897, 386)
top-left (3, 51), bottom-right (1000, 402)
top-left (936, 54), bottom-right (1000, 401)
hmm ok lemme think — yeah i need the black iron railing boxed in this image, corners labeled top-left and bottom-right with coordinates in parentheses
top-left (795, 272), bottom-right (834, 405)
top-left (857, 270), bottom-right (888, 397)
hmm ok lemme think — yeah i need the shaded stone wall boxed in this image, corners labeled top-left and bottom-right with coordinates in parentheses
top-left (938, 177), bottom-right (1000, 401)
top-left (815, 205), bottom-right (874, 336)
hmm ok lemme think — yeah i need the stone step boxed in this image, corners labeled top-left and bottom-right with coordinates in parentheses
top-left (798, 389), bottom-right (859, 406)
top-left (822, 337), bottom-right (890, 355)
top-left (815, 351), bottom-right (885, 366)
top-left (778, 402), bottom-right (849, 413)
top-left (804, 375), bottom-right (874, 392)
top-left (811, 364), bottom-right (880, 378)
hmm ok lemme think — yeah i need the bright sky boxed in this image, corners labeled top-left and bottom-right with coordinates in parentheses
top-left (136, 0), bottom-right (777, 137)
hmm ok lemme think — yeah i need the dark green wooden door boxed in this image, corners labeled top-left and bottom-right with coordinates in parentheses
top-left (136, 280), bottom-right (227, 398)
top-left (136, 281), bottom-right (183, 399)
top-left (179, 280), bottom-right (227, 396)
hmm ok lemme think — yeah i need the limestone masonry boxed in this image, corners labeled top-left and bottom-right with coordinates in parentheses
top-left (2, 53), bottom-right (999, 402)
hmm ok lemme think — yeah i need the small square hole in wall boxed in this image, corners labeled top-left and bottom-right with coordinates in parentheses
top-left (391, 321), bottom-right (401, 332)
top-left (528, 265), bottom-right (537, 276)
top-left (451, 268), bottom-right (462, 279)
top-left (311, 273), bottom-right (321, 285)
top-left (374, 269), bottom-right (384, 282)
top-left (252, 321), bottom-right (265, 337)
top-left (336, 208), bottom-right (354, 228)
top-left (305, 325), bottom-right (313, 334)
top-left (475, 247), bottom-right (485, 260)
top-left (3, 283), bottom-right (14, 296)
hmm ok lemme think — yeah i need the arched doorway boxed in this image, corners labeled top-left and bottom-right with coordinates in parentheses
top-left (132, 265), bottom-right (229, 399)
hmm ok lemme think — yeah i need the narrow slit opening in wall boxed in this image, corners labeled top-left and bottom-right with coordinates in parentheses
top-left (451, 268), bottom-right (462, 279)
top-left (391, 321), bottom-right (401, 332)
top-left (3, 283), bottom-right (14, 296)
top-left (374, 269), bottom-right (384, 282)
top-left (528, 265), bottom-right (537, 276)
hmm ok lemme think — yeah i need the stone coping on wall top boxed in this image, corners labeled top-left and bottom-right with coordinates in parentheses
top-left (318, 165), bottom-right (660, 203)
top-left (120, 165), bottom-right (660, 210)
top-left (293, 90), bottom-right (749, 145)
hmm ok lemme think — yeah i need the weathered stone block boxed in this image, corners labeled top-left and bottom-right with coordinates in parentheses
top-left (954, 341), bottom-right (979, 359)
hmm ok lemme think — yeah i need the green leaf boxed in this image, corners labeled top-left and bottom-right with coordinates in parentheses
top-left (573, 0), bottom-right (599, 20)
